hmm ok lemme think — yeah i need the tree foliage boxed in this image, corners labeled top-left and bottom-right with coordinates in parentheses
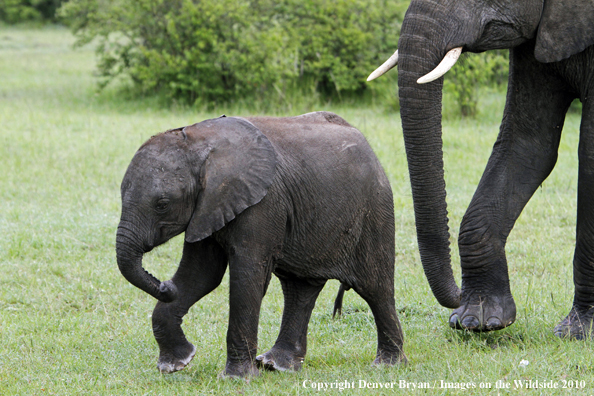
top-left (60, 0), bottom-right (406, 108)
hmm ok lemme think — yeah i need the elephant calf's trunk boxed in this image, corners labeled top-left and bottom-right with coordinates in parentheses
top-left (116, 230), bottom-right (178, 303)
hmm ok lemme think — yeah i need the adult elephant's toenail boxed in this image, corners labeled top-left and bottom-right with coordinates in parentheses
top-left (461, 315), bottom-right (480, 329)
top-left (449, 314), bottom-right (461, 329)
top-left (486, 317), bottom-right (502, 329)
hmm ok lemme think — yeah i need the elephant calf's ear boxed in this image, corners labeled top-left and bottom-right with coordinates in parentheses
top-left (534, 0), bottom-right (594, 63)
top-left (185, 117), bottom-right (277, 243)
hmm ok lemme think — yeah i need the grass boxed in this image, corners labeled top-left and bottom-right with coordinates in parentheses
top-left (0, 25), bottom-right (591, 394)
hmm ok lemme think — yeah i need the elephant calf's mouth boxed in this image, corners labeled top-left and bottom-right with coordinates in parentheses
top-left (153, 223), bottom-right (186, 246)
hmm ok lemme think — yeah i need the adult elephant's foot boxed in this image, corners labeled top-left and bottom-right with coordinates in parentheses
top-left (255, 347), bottom-right (304, 372)
top-left (157, 343), bottom-right (196, 373)
top-left (554, 306), bottom-right (594, 339)
top-left (219, 360), bottom-right (260, 379)
top-left (449, 291), bottom-right (516, 331)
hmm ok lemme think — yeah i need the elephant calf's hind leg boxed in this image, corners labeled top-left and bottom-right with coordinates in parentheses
top-left (256, 277), bottom-right (325, 371)
top-left (354, 281), bottom-right (406, 365)
top-left (365, 295), bottom-right (406, 365)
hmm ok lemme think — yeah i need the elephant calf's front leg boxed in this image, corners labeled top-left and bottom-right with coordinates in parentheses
top-left (153, 239), bottom-right (227, 373)
top-left (222, 257), bottom-right (272, 378)
top-left (153, 301), bottom-right (198, 373)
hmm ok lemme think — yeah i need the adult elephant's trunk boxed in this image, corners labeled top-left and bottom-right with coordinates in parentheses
top-left (397, 3), bottom-right (461, 308)
top-left (116, 223), bottom-right (178, 303)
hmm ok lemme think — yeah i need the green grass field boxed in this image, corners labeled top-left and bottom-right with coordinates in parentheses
top-left (1, 26), bottom-right (592, 395)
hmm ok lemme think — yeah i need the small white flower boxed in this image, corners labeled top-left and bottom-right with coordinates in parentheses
top-left (519, 359), bottom-right (529, 368)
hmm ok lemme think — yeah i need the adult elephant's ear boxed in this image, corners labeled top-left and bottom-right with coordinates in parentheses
top-left (535, 0), bottom-right (594, 63)
top-left (184, 117), bottom-right (277, 243)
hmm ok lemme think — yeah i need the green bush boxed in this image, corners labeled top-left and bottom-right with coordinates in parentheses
top-left (59, 0), bottom-right (508, 113)
top-left (60, 0), bottom-right (405, 109)
top-left (444, 50), bottom-right (509, 117)
top-left (0, 0), bottom-right (63, 23)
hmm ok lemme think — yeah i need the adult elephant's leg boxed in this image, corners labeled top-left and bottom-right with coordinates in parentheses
top-left (555, 98), bottom-right (594, 339)
top-left (153, 238), bottom-right (228, 373)
top-left (256, 276), bottom-right (325, 371)
top-left (452, 43), bottom-right (575, 331)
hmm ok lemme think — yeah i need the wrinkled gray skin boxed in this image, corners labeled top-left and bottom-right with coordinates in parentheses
top-left (116, 112), bottom-right (405, 377)
top-left (394, 0), bottom-right (594, 336)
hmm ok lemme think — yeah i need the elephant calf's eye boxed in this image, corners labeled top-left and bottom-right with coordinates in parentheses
top-left (155, 199), bottom-right (170, 212)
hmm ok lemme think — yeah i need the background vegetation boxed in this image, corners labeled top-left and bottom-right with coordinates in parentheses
top-left (1, 25), bottom-right (592, 395)
top-left (1, 0), bottom-right (510, 116)
top-left (56, 0), bottom-right (406, 111)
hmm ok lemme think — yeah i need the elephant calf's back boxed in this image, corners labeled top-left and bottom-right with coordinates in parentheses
top-left (246, 112), bottom-right (389, 191)
top-left (246, 112), bottom-right (394, 277)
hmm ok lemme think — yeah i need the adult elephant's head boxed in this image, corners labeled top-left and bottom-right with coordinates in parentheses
top-left (116, 117), bottom-right (277, 302)
top-left (368, 0), bottom-right (594, 309)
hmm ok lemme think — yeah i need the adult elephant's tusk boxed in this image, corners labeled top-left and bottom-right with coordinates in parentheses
top-left (367, 50), bottom-right (399, 81)
top-left (417, 47), bottom-right (463, 84)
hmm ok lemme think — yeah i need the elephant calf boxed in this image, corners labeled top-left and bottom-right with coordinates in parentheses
top-left (116, 112), bottom-right (405, 377)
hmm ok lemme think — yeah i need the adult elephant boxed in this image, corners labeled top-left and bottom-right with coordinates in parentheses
top-left (368, 0), bottom-right (594, 337)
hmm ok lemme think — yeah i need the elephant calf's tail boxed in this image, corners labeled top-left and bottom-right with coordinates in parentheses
top-left (332, 283), bottom-right (351, 319)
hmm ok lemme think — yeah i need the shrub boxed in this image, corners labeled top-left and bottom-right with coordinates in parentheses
top-left (60, 0), bottom-right (405, 109)
top-left (0, 0), bottom-right (63, 23)
top-left (444, 50), bottom-right (509, 117)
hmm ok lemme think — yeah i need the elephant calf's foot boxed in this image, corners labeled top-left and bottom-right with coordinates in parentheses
top-left (372, 349), bottom-right (407, 366)
top-left (157, 343), bottom-right (197, 374)
top-left (256, 348), bottom-right (304, 372)
top-left (554, 307), bottom-right (594, 340)
top-left (449, 292), bottom-right (516, 331)
top-left (219, 360), bottom-right (260, 379)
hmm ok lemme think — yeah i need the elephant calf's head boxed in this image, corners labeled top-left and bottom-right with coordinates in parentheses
top-left (116, 117), bottom-right (277, 302)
